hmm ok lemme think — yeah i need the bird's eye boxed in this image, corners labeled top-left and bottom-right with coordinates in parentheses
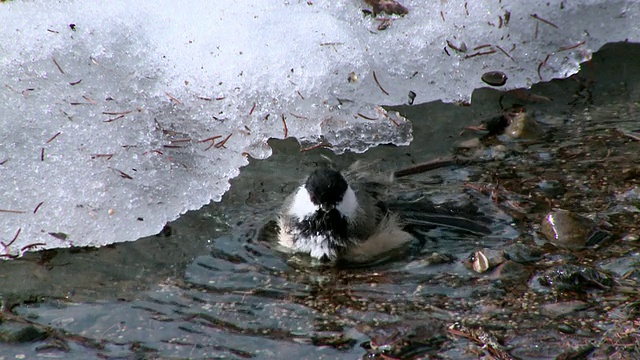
top-left (309, 195), bottom-right (317, 204)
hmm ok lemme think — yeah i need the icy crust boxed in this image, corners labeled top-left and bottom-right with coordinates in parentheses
top-left (0, 0), bottom-right (638, 256)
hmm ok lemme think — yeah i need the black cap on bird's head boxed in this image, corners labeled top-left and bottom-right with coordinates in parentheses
top-left (305, 168), bottom-right (348, 210)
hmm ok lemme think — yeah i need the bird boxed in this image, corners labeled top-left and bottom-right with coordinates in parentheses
top-left (275, 164), bottom-right (493, 264)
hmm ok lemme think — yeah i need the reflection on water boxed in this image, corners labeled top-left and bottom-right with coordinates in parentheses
top-left (2, 43), bottom-right (640, 359)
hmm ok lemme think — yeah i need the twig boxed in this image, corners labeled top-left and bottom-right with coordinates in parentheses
top-left (21, 243), bottom-right (46, 252)
top-left (464, 49), bottom-right (496, 59)
top-left (495, 45), bottom-right (514, 61)
top-left (198, 136), bottom-right (222, 151)
top-left (618, 130), bottom-right (640, 141)
top-left (373, 106), bottom-right (401, 127)
top-left (90, 154), bottom-right (114, 160)
top-left (372, 71), bottom-right (389, 95)
top-left (1, 228), bottom-right (23, 259)
top-left (473, 44), bottom-right (492, 50)
top-left (82, 95), bottom-right (97, 104)
top-left (165, 92), bottom-right (181, 105)
top-left (103, 114), bottom-right (125, 123)
top-left (0, 209), bottom-right (26, 214)
top-left (394, 157), bottom-right (473, 178)
top-left (215, 133), bottom-right (233, 149)
top-left (537, 54), bottom-right (550, 81)
top-left (530, 14), bottom-right (558, 29)
top-left (281, 114), bottom-right (288, 138)
top-left (357, 112), bottom-right (377, 120)
top-left (300, 142), bottom-right (332, 152)
top-left (52, 57), bottom-right (65, 74)
top-left (558, 41), bottom-right (586, 52)
top-left (1, 228), bottom-right (22, 249)
top-left (446, 40), bottom-right (467, 53)
top-left (102, 110), bottom-right (132, 116)
top-left (109, 167), bottom-right (133, 179)
top-left (387, 116), bottom-right (400, 127)
top-left (46, 132), bottom-right (61, 143)
top-left (33, 201), bottom-right (44, 214)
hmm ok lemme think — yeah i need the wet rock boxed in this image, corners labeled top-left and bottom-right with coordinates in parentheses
top-left (456, 137), bottom-right (482, 150)
top-left (540, 209), bottom-right (609, 249)
top-left (503, 243), bottom-right (544, 263)
top-left (492, 260), bottom-right (530, 283)
top-left (447, 322), bottom-right (511, 358)
top-left (488, 144), bottom-right (509, 160)
top-left (35, 339), bottom-right (71, 353)
top-left (405, 252), bottom-right (455, 269)
top-left (615, 186), bottom-right (640, 206)
top-left (481, 71), bottom-right (508, 87)
top-left (536, 179), bottom-right (565, 198)
top-left (360, 320), bottom-right (446, 359)
top-left (556, 323), bottom-right (576, 334)
top-left (0, 324), bottom-right (48, 343)
top-left (539, 264), bottom-right (613, 292)
top-left (541, 300), bottom-right (589, 318)
top-left (504, 112), bottom-right (544, 139)
top-left (599, 254), bottom-right (640, 279)
top-left (555, 344), bottom-right (596, 360)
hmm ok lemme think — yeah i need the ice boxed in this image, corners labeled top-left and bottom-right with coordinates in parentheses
top-left (0, 0), bottom-right (638, 257)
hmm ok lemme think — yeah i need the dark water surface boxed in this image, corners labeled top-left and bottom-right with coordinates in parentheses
top-left (1, 43), bottom-right (639, 359)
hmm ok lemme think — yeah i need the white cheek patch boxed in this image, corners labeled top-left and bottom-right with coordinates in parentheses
top-left (287, 186), bottom-right (318, 219)
top-left (336, 186), bottom-right (358, 218)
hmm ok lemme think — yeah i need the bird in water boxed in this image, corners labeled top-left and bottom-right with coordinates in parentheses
top-left (275, 165), bottom-right (492, 264)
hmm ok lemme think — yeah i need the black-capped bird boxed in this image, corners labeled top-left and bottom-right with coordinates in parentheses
top-left (276, 165), bottom-right (492, 264)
